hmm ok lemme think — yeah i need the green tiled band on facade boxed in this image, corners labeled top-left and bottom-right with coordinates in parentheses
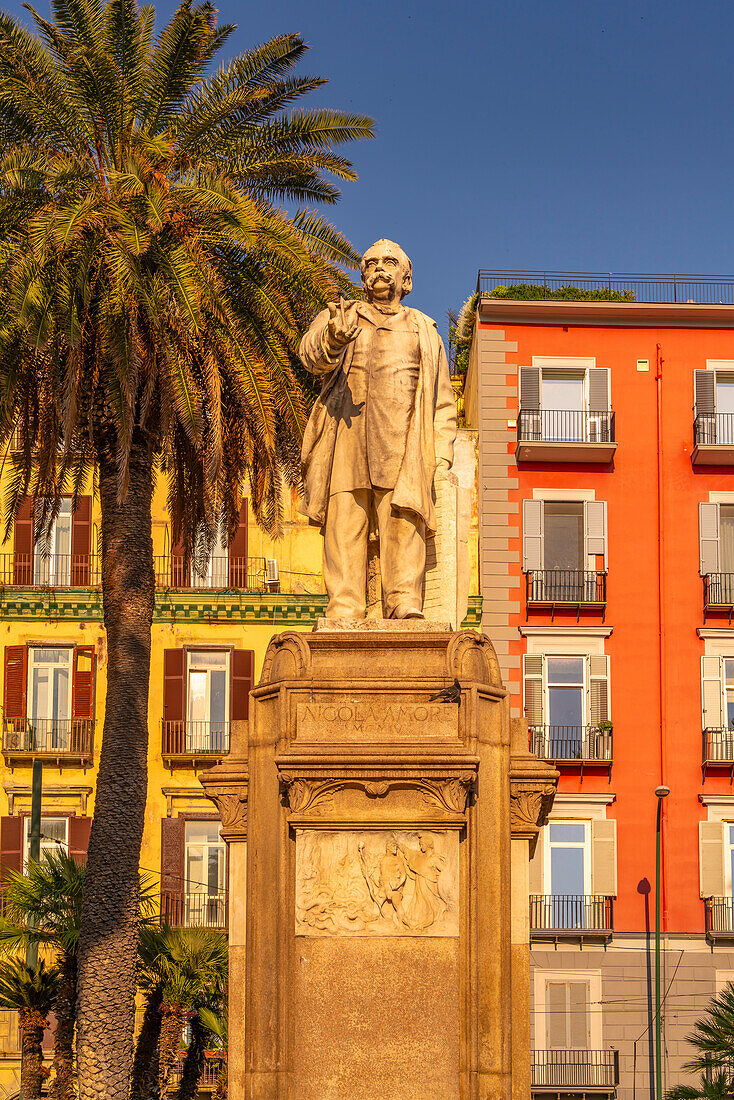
top-left (0, 589), bottom-right (483, 627)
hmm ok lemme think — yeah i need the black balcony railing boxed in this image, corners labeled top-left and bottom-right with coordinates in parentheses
top-left (532, 1049), bottom-right (619, 1090)
top-left (530, 725), bottom-right (613, 764)
top-left (162, 720), bottom-right (230, 757)
top-left (704, 727), bottom-right (734, 765)
top-left (704, 573), bottom-right (734, 611)
top-left (530, 895), bottom-right (613, 935)
top-left (695, 413), bottom-right (734, 446)
top-left (2, 717), bottom-right (94, 758)
top-left (162, 889), bottom-right (228, 930)
top-left (526, 570), bottom-right (607, 605)
top-left (477, 269), bottom-right (734, 304)
top-left (705, 898), bottom-right (734, 937)
top-left (2, 551), bottom-right (269, 591)
top-left (155, 554), bottom-right (266, 591)
top-left (166, 1053), bottom-right (223, 1090)
top-left (517, 409), bottom-right (615, 445)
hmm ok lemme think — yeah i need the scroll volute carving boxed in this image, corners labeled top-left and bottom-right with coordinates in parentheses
top-left (509, 782), bottom-right (556, 855)
top-left (446, 631), bottom-right (501, 687)
top-left (261, 632), bottom-right (312, 683)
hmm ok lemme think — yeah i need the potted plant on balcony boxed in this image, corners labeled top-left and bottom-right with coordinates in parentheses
top-left (592, 719), bottom-right (613, 758)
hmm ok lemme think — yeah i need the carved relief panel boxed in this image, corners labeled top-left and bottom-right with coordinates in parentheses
top-left (295, 829), bottom-right (459, 937)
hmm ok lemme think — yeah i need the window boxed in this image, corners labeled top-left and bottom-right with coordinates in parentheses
top-left (191, 524), bottom-right (228, 590)
top-left (23, 815), bottom-right (68, 868)
top-left (701, 657), bottom-right (734, 749)
top-left (547, 821), bottom-right (590, 897)
top-left (522, 500), bottom-right (607, 603)
top-left (545, 979), bottom-right (590, 1050)
top-left (523, 653), bottom-right (610, 761)
top-left (700, 503), bottom-right (734, 604)
top-left (185, 820), bottom-right (225, 927)
top-left (186, 650), bottom-right (229, 752)
top-left (519, 361), bottom-right (611, 444)
top-left (34, 499), bottom-right (72, 586)
top-left (28, 647), bottom-right (72, 748)
top-left (695, 368), bottom-right (734, 445)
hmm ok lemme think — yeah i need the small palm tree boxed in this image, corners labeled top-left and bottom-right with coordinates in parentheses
top-left (197, 1004), bottom-right (227, 1100)
top-left (0, 957), bottom-right (59, 1100)
top-left (132, 924), bottom-right (227, 1100)
top-left (666, 983), bottom-right (734, 1099)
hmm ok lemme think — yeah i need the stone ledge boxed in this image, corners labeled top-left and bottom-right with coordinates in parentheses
top-left (314, 617), bottom-right (452, 633)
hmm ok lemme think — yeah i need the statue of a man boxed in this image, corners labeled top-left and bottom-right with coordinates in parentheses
top-left (298, 239), bottom-right (457, 619)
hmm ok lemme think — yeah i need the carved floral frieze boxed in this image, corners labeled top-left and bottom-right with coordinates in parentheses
top-left (279, 771), bottom-right (475, 816)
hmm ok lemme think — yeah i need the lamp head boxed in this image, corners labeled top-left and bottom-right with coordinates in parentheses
top-left (654, 785), bottom-right (671, 799)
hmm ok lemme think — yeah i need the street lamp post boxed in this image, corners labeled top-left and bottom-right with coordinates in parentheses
top-left (654, 785), bottom-right (670, 1100)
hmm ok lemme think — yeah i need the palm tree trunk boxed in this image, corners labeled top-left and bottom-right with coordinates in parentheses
top-left (177, 1015), bottom-right (206, 1100)
top-left (130, 986), bottom-right (163, 1100)
top-left (20, 1009), bottom-right (48, 1100)
top-left (158, 1003), bottom-right (186, 1091)
top-left (76, 429), bottom-right (155, 1100)
top-left (50, 952), bottom-right (77, 1100)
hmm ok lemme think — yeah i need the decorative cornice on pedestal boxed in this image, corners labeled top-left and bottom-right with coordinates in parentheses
top-left (198, 763), bottom-right (248, 841)
top-left (278, 764), bottom-right (477, 818)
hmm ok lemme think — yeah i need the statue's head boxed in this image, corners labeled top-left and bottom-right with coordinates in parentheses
top-left (361, 240), bottom-right (412, 303)
top-left (418, 833), bottom-right (433, 853)
top-left (386, 837), bottom-right (398, 854)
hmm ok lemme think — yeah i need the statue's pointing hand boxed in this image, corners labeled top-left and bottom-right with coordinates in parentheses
top-left (327, 297), bottom-right (359, 351)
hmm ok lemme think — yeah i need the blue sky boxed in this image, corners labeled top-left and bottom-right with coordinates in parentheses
top-left (5, 0), bottom-right (734, 338)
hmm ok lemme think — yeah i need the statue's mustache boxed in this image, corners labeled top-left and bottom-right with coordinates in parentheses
top-left (368, 273), bottom-right (393, 284)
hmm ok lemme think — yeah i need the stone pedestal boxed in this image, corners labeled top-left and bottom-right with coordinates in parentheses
top-left (201, 623), bottom-right (557, 1100)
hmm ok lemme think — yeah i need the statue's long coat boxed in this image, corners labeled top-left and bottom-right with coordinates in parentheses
top-left (298, 303), bottom-right (457, 532)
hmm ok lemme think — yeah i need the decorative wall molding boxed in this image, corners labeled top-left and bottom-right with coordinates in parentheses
top-left (279, 770), bottom-right (476, 816)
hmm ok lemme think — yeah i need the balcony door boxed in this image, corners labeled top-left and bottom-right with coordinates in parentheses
top-left (541, 371), bottom-right (586, 441)
top-left (545, 657), bottom-right (585, 759)
top-left (186, 650), bottom-right (229, 752)
top-left (717, 377), bottom-right (734, 444)
top-left (191, 523), bottom-right (228, 590)
top-left (185, 820), bottom-right (226, 928)
top-left (28, 648), bottom-right (72, 751)
top-left (34, 500), bottom-right (72, 587)
top-left (546, 820), bottom-right (590, 929)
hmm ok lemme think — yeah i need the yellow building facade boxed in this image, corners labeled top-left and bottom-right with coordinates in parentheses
top-left (0, 430), bottom-right (479, 1095)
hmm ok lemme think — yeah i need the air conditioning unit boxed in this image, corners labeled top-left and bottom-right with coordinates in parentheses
top-left (588, 416), bottom-right (602, 443)
top-left (265, 558), bottom-right (280, 592)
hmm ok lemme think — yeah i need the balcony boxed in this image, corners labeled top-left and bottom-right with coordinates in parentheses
top-left (703, 573), bottom-right (734, 622)
top-left (530, 725), bottom-right (613, 780)
top-left (705, 898), bottom-right (734, 943)
top-left (526, 570), bottom-right (607, 621)
top-left (161, 889), bottom-right (228, 930)
top-left (703, 728), bottom-right (734, 778)
top-left (2, 717), bottom-right (94, 766)
top-left (530, 895), bottom-right (614, 944)
top-left (516, 410), bottom-right (616, 463)
top-left (1, 553), bottom-right (269, 591)
top-left (166, 1053), bottom-right (224, 1093)
top-left (693, 414), bottom-right (734, 465)
top-left (532, 1050), bottom-right (619, 1094)
top-left (162, 721), bottom-right (230, 767)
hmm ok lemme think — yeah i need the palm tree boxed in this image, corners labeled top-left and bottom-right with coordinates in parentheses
top-left (0, 957), bottom-right (59, 1100)
top-left (196, 1004), bottom-right (227, 1100)
top-left (0, 851), bottom-right (84, 1100)
top-left (0, 3), bottom-right (372, 1095)
top-left (132, 924), bottom-right (227, 1100)
top-left (665, 983), bottom-right (734, 1099)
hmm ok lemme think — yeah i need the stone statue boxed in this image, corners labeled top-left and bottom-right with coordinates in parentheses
top-left (299, 240), bottom-right (457, 619)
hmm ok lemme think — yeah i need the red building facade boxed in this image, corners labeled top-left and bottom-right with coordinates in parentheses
top-left (465, 276), bottom-right (734, 1100)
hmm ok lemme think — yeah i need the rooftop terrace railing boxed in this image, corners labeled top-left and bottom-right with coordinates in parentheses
top-left (477, 270), bottom-right (734, 304)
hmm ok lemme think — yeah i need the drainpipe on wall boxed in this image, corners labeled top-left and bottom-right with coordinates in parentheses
top-left (654, 342), bottom-right (668, 1096)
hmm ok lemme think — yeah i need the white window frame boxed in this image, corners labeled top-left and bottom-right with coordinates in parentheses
top-left (27, 646), bottom-right (73, 725)
top-left (185, 649), bottom-right (230, 727)
top-left (34, 498), bottom-right (73, 586)
top-left (184, 819), bottom-right (226, 897)
top-left (23, 814), bottom-right (68, 869)
top-left (544, 655), bottom-right (587, 729)
top-left (543, 818), bottom-right (591, 896)
top-left (533, 968), bottom-right (602, 1051)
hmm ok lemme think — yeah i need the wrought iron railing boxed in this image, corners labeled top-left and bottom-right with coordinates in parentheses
top-left (526, 570), bottom-right (606, 604)
top-left (705, 898), bottom-right (734, 936)
top-left (531, 1049), bottom-right (619, 1089)
top-left (517, 409), bottom-right (615, 445)
top-left (1, 552), bottom-right (268, 591)
top-left (695, 413), bottom-right (734, 446)
top-left (162, 889), bottom-right (228, 930)
top-left (162, 721), bottom-right (230, 757)
top-left (154, 554), bottom-right (266, 591)
top-left (704, 573), bottom-right (734, 608)
top-left (2, 717), bottom-right (94, 757)
top-left (166, 1053), bottom-right (223, 1089)
top-left (477, 269), bottom-right (734, 303)
top-left (704, 728), bottom-right (734, 764)
top-left (530, 895), bottom-right (613, 933)
top-left (530, 725), bottom-right (612, 764)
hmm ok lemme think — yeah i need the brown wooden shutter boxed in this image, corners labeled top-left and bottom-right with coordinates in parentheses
top-left (72, 646), bottom-right (95, 721)
top-left (70, 496), bottom-right (92, 585)
top-left (163, 650), bottom-right (185, 722)
top-left (228, 501), bottom-right (248, 588)
top-left (3, 646), bottom-right (27, 726)
top-left (160, 817), bottom-right (185, 924)
top-left (0, 817), bottom-right (22, 881)
top-left (13, 497), bottom-right (33, 585)
top-left (170, 535), bottom-right (189, 588)
top-left (231, 649), bottom-right (254, 721)
top-left (69, 817), bottom-right (91, 862)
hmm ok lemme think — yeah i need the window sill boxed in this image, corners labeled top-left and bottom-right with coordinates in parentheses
top-left (516, 440), bottom-right (617, 464)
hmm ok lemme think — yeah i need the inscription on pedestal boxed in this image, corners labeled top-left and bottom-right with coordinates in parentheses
top-left (296, 699), bottom-right (459, 741)
top-left (295, 829), bottom-right (458, 937)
